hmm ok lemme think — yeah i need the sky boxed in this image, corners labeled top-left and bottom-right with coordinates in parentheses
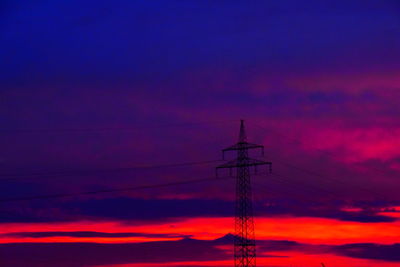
top-left (1, 0), bottom-right (400, 266)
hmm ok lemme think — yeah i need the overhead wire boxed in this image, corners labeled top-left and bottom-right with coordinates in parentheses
top-left (270, 157), bottom-right (387, 199)
top-left (0, 159), bottom-right (222, 182)
top-left (250, 121), bottom-right (389, 200)
top-left (0, 119), bottom-right (238, 134)
top-left (0, 171), bottom-right (270, 203)
top-left (1, 118), bottom-right (392, 204)
top-left (249, 119), bottom-right (395, 178)
top-left (0, 175), bottom-right (233, 203)
top-left (253, 172), bottom-right (343, 201)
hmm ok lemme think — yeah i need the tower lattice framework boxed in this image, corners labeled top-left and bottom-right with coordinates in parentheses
top-left (217, 120), bottom-right (271, 267)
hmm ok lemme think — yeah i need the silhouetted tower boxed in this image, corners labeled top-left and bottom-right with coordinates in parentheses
top-left (217, 120), bottom-right (272, 267)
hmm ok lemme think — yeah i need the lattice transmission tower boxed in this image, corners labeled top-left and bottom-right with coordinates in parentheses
top-left (217, 120), bottom-right (271, 267)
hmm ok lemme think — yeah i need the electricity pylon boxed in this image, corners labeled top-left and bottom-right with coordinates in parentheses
top-left (217, 120), bottom-right (272, 267)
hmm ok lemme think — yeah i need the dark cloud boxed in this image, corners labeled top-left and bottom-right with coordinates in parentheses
top-left (0, 197), bottom-right (234, 223)
top-left (262, 202), bottom-right (398, 223)
top-left (0, 197), bottom-right (397, 223)
top-left (0, 237), bottom-right (230, 267)
top-left (2, 231), bottom-right (189, 239)
top-left (2, 234), bottom-right (399, 267)
top-left (259, 239), bottom-right (301, 252)
top-left (0, 234), bottom-right (304, 267)
top-left (335, 243), bottom-right (400, 262)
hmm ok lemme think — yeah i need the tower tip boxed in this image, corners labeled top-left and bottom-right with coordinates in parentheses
top-left (239, 119), bottom-right (247, 143)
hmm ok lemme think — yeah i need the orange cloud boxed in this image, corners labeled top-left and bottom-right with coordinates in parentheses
top-left (1, 216), bottom-right (399, 245)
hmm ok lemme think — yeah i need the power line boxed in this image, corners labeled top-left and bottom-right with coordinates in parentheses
top-left (253, 179), bottom-right (321, 204)
top-left (268, 157), bottom-right (388, 200)
top-left (253, 171), bottom-right (343, 203)
top-left (0, 175), bottom-right (234, 203)
top-left (250, 120), bottom-right (395, 178)
top-left (0, 171), bottom-right (270, 203)
top-left (0, 120), bottom-right (238, 134)
top-left (249, 121), bottom-right (390, 200)
top-left (271, 172), bottom-right (343, 198)
top-left (0, 160), bottom-right (222, 182)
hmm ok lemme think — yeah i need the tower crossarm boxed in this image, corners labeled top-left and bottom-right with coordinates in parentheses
top-left (216, 158), bottom-right (271, 169)
top-left (222, 142), bottom-right (265, 160)
top-left (223, 142), bottom-right (264, 152)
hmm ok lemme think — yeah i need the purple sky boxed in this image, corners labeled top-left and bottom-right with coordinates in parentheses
top-left (1, 1), bottom-right (400, 266)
